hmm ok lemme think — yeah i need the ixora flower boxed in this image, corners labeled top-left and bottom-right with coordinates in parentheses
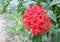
top-left (22, 5), bottom-right (52, 36)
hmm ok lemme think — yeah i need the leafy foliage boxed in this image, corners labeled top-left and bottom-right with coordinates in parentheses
top-left (0, 0), bottom-right (11, 13)
top-left (50, 0), bottom-right (60, 6)
top-left (17, 0), bottom-right (25, 13)
top-left (47, 10), bottom-right (57, 22)
top-left (4, 13), bottom-right (31, 42)
top-left (51, 29), bottom-right (60, 42)
top-left (22, 0), bottom-right (36, 9)
top-left (0, 0), bottom-right (60, 42)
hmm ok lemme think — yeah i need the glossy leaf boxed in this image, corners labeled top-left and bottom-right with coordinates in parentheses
top-left (22, 1), bottom-right (36, 9)
top-left (40, 2), bottom-right (53, 10)
top-left (51, 29), bottom-right (60, 42)
top-left (57, 3), bottom-right (60, 7)
top-left (47, 10), bottom-right (57, 22)
top-left (50, 0), bottom-right (60, 6)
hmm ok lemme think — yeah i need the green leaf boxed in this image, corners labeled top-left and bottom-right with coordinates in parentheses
top-left (50, 0), bottom-right (60, 6)
top-left (32, 35), bottom-right (42, 42)
top-left (51, 29), bottom-right (60, 42)
top-left (42, 33), bottom-right (47, 42)
top-left (40, 2), bottom-right (47, 9)
top-left (40, 2), bottom-right (53, 10)
top-left (17, 0), bottom-right (25, 13)
top-left (47, 10), bottom-right (57, 22)
top-left (57, 15), bottom-right (60, 18)
top-left (22, 1), bottom-right (36, 9)
top-left (37, 0), bottom-right (45, 5)
top-left (57, 3), bottom-right (60, 7)
top-left (0, 4), bottom-right (3, 13)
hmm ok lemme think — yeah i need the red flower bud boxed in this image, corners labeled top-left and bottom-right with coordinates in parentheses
top-left (22, 5), bottom-right (52, 36)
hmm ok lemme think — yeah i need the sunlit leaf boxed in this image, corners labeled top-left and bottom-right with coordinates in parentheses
top-left (57, 3), bottom-right (60, 7)
top-left (47, 10), bottom-right (57, 22)
top-left (50, 0), bottom-right (60, 6)
top-left (22, 1), bottom-right (36, 9)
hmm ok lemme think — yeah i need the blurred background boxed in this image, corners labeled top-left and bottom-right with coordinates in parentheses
top-left (0, 0), bottom-right (60, 42)
top-left (0, 0), bottom-right (31, 42)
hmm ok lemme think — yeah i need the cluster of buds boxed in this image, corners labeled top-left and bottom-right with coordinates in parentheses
top-left (22, 5), bottom-right (52, 36)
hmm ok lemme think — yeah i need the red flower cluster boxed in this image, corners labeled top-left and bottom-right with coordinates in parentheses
top-left (22, 5), bottom-right (52, 36)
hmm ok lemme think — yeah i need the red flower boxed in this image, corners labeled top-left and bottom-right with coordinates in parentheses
top-left (22, 5), bottom-right (52, 36)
